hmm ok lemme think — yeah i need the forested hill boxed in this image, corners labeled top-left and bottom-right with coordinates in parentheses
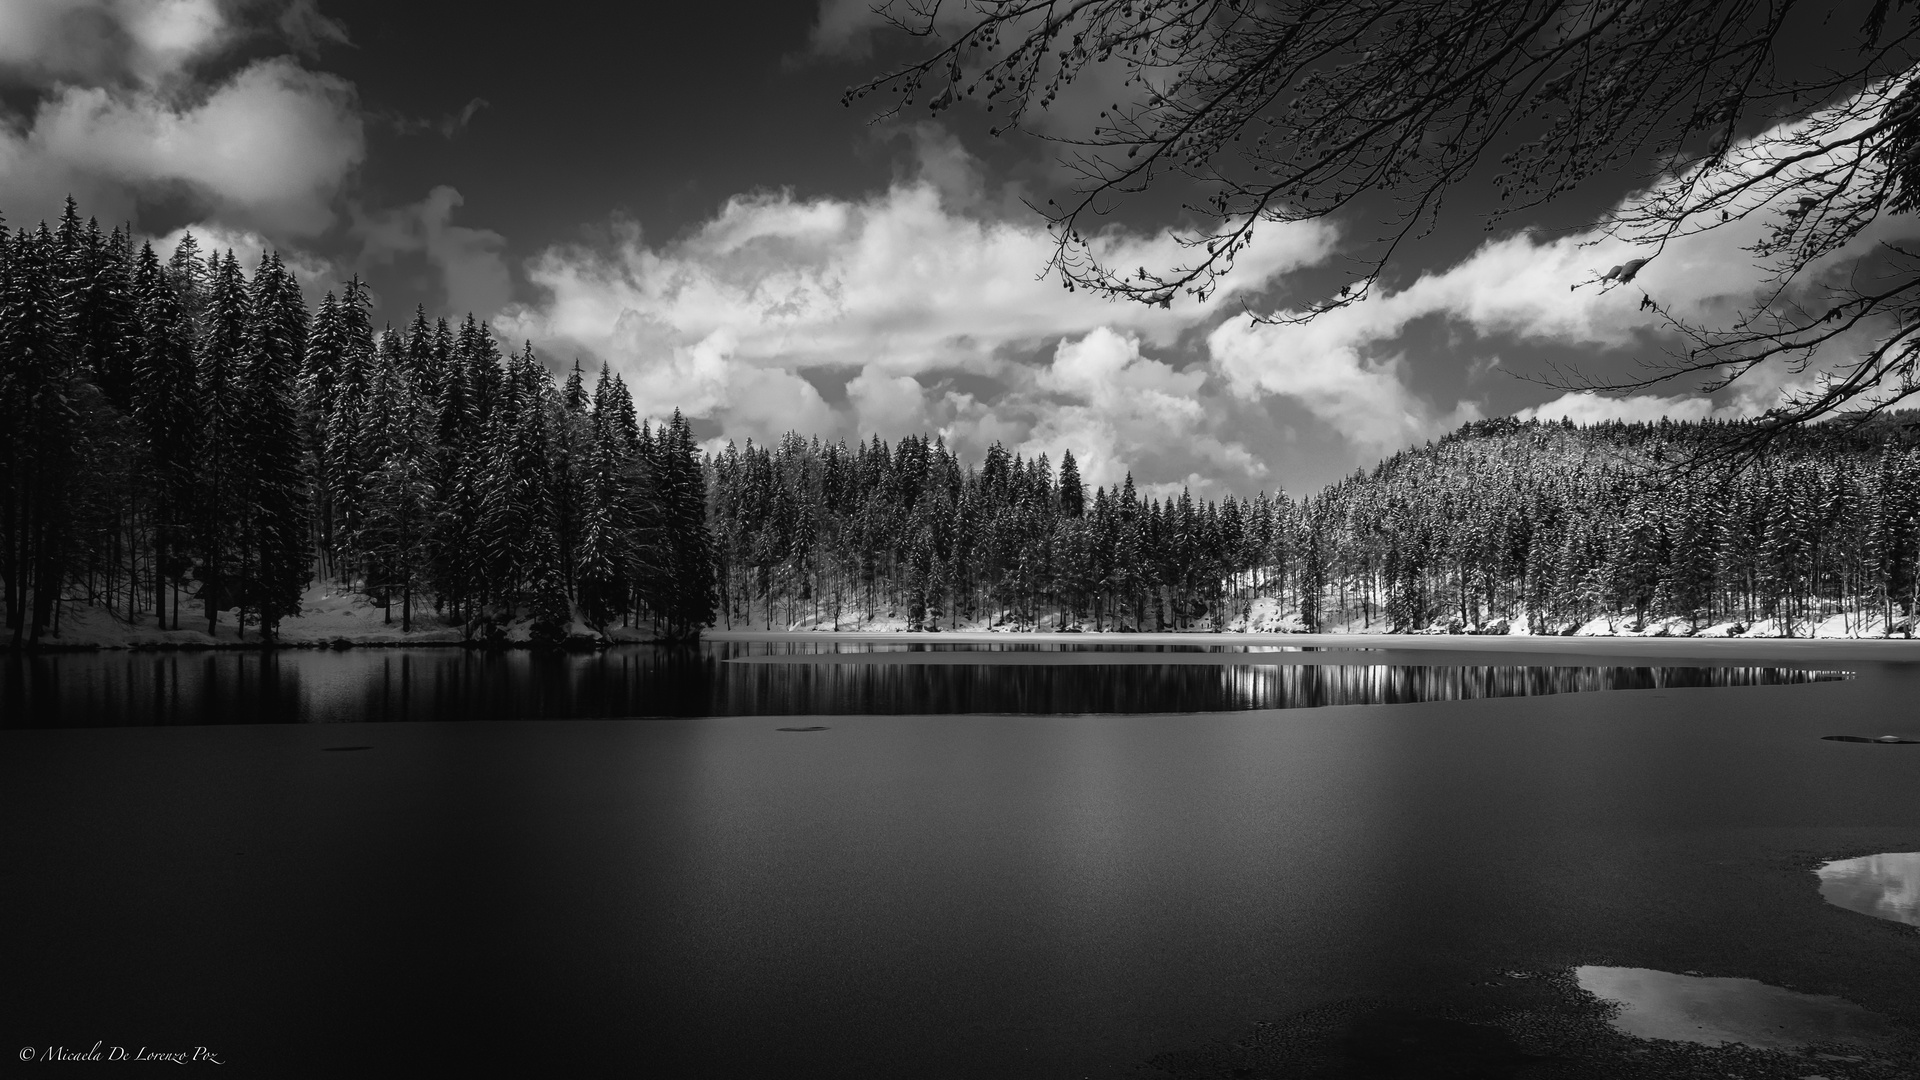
top-left (0, 198), bottom-right (715, 648)
top-left (1311, 414), bottom-right (1920, 634)
top-left (707, 414), bottom-right (1920, 637)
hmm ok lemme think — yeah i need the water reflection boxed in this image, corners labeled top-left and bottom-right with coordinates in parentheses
top-left (0, 644), bottom-right (1846, 728)
top-left (1575, 966), bottom-right (1894, 1049)
top-left (1818, 853), bottom-right (1920, 927)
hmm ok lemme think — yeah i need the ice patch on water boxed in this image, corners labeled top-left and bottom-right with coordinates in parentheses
top-left (1818, 853), bottom-right (1920, 927)
top-left (1575, 966), bottom-right (1893, 1049)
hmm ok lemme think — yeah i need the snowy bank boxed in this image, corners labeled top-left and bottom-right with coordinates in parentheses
top-left (10, 585), bottom-right (666, 650)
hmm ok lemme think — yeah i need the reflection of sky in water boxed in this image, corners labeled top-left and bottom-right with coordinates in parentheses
top-left (1818, 852), bottom-right (1920, 927)
top-left (1575, 966), bottom-right (1892, 1049)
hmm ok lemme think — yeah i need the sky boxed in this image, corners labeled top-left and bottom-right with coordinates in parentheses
top-left (0, 0), bottom-right (1908, 498)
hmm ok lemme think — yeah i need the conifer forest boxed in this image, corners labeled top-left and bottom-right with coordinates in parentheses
top-left (5, 198), bottom-right (1920, 647)
top-left (0, 198), bottom-right (714, 648)
top-left (709, 416), bottom-right (1920, 637)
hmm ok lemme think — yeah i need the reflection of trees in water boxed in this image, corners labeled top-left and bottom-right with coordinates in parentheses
top-left (720, 662), bottom-right (1839, 716)
top-left (0, 648), bottom-right (1846, 726)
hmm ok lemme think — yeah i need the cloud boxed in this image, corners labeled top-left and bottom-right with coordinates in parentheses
top-left (1207, 77), bottom-right (1920, 449)
top-left (0, 2), bottom-right (363, 240)
top-left (500, 175), bottom-right (1333, 392)
top-left (1515, 392), bottom-right (1717, 426)
top-left (0, 53), bottom-right (363, 236)
top-left (1202, 189), bottom-right (1890, 450)
top-left (1210, 317), bottom-right (1483, 457)
top-left (497, 161), bottom-right (1332, 483)
top-left (353, 185), bottom-right (511, 318)
top-left (275, 0), bottom-right (349, 55)
top-left (0, 0), bottom-right (232, 88)
top-left (376, 96), bottom-right (490, 141)
top-left (728, 366), bottom-right (838, 449)
top-left (848, 366), bottom-right (930, 441)
top-left (806, 0), bottom-right (874, 58)
top-left (1021, 327), bottom-right (1262, 489)
top-left (154, 220), bottom-right (336, 288)
top-left (909, 328), bottom-right (1265, 495)
top-left (806, 0), bottom-right (959, 59)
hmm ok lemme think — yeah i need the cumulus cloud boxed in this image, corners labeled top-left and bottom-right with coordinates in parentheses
top-left (1515, 392), bottom-right (1717, 427)
top-left (1209, 220), bottom-right (1741, 415)
top-left (353, 185), bottom-right (512, 318)
top-left (0, 57), bottom-right (363, 235)
top-left (1204, 195), bottom-right (1895, 448)
top-left (1208, 80), bottom-right (1920, 448)
top-left (503, 181), bottom-right (1332, 383)
top-left (0, 0), bottom-right (365, 238)
top-left (496, 158), bottom-right (1335, 479)
top-left (848, 366), bottom-right (931, 441)
top-left (1210, 317), bottom-right (1483, 457)
top-left (0, 0), bottom-right (231, 87)
top-left (154, 221), bottom-right (337, 291)
top-left (1014, 327), bottom-right (1262, 490)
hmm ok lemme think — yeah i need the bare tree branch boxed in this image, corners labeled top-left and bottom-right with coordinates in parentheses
top-left (848, 0), bottom-right (1920, 436)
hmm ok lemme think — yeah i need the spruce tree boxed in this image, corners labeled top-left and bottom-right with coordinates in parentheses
top-left (130, 242), bottom-right (200, 629)
top-left (646, 410), bottom-right (717, 638)
top-left (1, 224), bottom-right (82, 645)
top-left (1058, 448), bottom-right (1084, 518)
top-left (193, 250), bottom-right (251, 635)
top-left (360, 346), bottom-right (436, 629)
top-left (240, 253), bottom-right (312, 639)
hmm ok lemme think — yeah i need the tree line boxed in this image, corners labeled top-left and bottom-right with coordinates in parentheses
top-left (9, 195), bottom-right (1920, 647)
top-left (707, 416), bottom-right (1920, 636)
top-left (0, 198), bottom-right (714, 648)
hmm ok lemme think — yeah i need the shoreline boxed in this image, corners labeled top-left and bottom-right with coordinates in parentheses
top-left (12, 626), bottom-right (1920, 660)
top-left (707, 628), bottom-right (1920, 665)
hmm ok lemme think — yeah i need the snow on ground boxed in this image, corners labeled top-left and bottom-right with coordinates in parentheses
top-left (1230, 596), bottom-right (1316, 633)
top-left (14, 589), bottom-right (1916, 648)
top-left (18, 584), bottom-right (662, 649)
top-left (273, 586), bottom-right (465, 645)
top-left (22, 585), bottom-right (466, 648)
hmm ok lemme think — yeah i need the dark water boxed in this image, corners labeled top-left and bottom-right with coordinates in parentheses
top-left (5, 646), bottom-right (1917, 1078)
top-left (0, 642), bottom-right (1846, 727)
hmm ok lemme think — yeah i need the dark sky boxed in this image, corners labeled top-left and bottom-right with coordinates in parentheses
top-left (0, 0), bottom-right (1901, 495)
top-left (323, 3), bottom-right (884, 278)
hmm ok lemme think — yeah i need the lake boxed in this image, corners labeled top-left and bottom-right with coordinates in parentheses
top-left (3, 636), bottom-right (1917, 1076)
top-left (0, 641), bottom-right (1851, 727)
